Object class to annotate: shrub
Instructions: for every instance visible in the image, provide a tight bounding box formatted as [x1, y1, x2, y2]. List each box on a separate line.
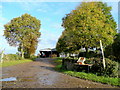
[30, 55, 37, 61]
[91, 58, 119, 77]
[3, 54, 22, 61]
[84, 58, 95, 64]
[62, 58, 78, 70]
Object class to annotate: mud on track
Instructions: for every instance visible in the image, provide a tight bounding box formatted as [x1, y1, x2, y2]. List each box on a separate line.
[1, 58, 118, 88]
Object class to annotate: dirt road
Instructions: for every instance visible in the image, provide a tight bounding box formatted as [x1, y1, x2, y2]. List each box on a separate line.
[1, 58, 118, 88]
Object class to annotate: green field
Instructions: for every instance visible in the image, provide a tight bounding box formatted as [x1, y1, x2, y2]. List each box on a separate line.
[0, 59, 33, 67]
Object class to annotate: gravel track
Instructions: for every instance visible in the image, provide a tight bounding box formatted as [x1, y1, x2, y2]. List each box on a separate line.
[1, 58, 118, 88]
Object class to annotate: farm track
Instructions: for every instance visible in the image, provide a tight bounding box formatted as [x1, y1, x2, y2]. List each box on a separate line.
[1, 58, 118, 88]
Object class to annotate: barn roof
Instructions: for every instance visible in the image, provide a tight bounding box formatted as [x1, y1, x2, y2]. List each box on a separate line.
[40, 48, 57, 51]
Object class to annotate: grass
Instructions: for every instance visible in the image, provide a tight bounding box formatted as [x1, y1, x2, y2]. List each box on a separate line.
[64, 71, 120, 86]
[53, 57, 120, 86]
[0, 59, 33, 67]
[53, 57, 62, 64]
[53, 57, 62, 71]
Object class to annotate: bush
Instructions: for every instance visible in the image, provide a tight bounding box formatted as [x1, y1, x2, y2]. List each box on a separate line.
[30, 55, 37, 61]
[84, 58, 95, 64]
[62, 57, 119, 77]
[54, 58, 120, 86]
[3, 54, 22, 61]
[91, 58, 119, 77]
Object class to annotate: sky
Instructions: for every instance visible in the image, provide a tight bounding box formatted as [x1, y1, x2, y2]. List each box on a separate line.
[0, 0, 119, 55]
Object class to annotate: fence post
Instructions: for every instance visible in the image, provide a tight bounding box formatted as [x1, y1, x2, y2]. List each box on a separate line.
[0, 50, 4, 63]
[100, 40, 105, 69]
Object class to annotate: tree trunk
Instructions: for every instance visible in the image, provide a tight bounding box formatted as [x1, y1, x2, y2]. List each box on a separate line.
[85, 47, 88, 57]
[21, 44, 24, 59]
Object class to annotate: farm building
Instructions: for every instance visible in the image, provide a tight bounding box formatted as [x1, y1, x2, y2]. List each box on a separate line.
[39, 48, 59, 57]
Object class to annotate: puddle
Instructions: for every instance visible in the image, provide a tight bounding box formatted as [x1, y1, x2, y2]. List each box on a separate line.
[1, 76, 35, 82]
[0, 77, 17, 81]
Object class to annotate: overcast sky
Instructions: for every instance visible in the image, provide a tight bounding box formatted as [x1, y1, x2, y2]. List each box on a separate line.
[0, 0, 119, 55]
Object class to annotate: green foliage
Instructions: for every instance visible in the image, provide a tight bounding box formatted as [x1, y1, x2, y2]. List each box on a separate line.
[64, 71, 119, 86]
[84, 58, 95, 64]
[54, 64, 62, 71]
[61, 57, 118, 77]
[56, 34, 68, 53]
[112, 33, 120, 62]
[4, 13, 41, 58]
[54, 57, 119, 86]
[54, 58, 62, 64]
[78, 51, 98, 58]
[53, 57, 63, 71]
[104, 44, 113, 56]
[56, 1, 117, 55]
[30, 55, 37, 61]
[91, 58, 119, 77]
[3, 54, 22, 61]
[104, 33, 120, 63]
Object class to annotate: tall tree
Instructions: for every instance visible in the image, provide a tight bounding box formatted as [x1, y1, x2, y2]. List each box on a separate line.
[4, 13, 41, 58]
[57, 1, 117, 56]
[56, 30, 70, 53]
[112, 33, 120, 62]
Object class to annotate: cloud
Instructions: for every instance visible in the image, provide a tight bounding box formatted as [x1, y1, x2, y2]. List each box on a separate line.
[0, 16, 8, 36]
[53, 8, 66, 15]
[19, 2, 50, 12]
[0, 10, 14, 54]
[50, 23, 63, 30]
[0, 36, 17, 54]
[19, 2, 36, 11]
[0, 5, 2, 9]
[0, 5, 2, 17]
[37, 8, 47, 13]
[37, 28, 60, 50]
[0, 17, 7, 23]
[0, 27, 4, 36]
[0, 23, 7, 37]
[19, 2, 40, 11]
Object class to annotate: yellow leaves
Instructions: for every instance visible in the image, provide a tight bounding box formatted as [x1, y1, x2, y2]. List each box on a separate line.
[4, 13, 41, 54]
[58, 1, 117, 52]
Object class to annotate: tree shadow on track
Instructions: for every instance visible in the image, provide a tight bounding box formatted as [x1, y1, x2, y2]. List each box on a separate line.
[31, 58, 58, 72]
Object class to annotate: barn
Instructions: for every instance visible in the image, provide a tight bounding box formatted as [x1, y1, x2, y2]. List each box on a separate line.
[39, 48, 59, 57]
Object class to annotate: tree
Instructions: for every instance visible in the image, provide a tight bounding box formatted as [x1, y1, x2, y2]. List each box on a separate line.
[56, 29, 81, 53]
[56, 30, 70, 53]
[4, 13, 41, 58]
[57, 1, 117, 56]
[112, 33, 120, 62]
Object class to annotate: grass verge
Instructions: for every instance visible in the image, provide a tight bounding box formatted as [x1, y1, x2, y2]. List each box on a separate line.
[64, 71, 120, 86]
[0, 59, 33, 67]
[53, 57, 120, 86]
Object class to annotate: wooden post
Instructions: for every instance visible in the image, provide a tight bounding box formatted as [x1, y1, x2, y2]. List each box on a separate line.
[0, 50, 4, 63]
[100, 40, 105, 69]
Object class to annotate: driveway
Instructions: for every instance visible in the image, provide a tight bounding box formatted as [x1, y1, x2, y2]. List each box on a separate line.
[1, 58, 118, 88]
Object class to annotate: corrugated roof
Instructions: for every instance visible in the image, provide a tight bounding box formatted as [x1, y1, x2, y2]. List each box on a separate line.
[40, 48, 57, 51]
